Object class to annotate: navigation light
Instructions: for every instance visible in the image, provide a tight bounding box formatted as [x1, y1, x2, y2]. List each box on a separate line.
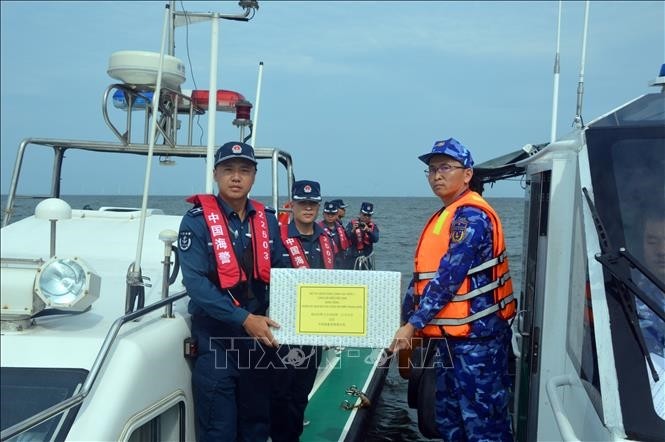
[190, 89, 245, 112]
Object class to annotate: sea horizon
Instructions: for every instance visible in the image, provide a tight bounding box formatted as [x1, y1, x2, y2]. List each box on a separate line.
[1, 193, 524, 199]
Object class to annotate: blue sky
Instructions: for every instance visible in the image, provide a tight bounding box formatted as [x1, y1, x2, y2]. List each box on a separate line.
[1, 1, 663, 198]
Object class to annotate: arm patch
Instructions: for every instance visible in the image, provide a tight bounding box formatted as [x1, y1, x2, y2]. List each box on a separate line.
[451, 217, 469, 243]
[179, 231, 193, 251]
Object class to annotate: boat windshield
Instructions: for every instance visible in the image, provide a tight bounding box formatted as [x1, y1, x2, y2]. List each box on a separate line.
[586, 92, 665, 441]
[1, 367, 87, 441]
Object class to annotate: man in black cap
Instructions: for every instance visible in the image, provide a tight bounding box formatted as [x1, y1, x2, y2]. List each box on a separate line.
[346, 201, 380, 270]
[319, 201, 353, 269]
[178, 141, 286, 442]
[330, 198, 347, 223]
[271, 180, 333, 442]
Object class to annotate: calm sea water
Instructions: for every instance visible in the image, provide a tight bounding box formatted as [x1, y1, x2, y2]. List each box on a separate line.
[1, 194, 524, 441]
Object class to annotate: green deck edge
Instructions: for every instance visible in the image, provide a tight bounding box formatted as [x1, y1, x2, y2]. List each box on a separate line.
[301, 348, 378, 442]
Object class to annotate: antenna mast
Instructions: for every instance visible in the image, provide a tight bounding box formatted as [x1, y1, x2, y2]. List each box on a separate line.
[550, 1, 562, 143]
[250, 61, 264, 149]
[573, 1, 590, 129]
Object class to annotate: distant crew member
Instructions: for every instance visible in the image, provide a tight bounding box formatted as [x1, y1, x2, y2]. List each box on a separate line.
[178, 141, 285, 442]
[319, 201, 352, 269]
[389, 138, 516, 441]
[272, 180, 333, 442]
[346, 202, 379, 270]
[330, 199, 348, 223]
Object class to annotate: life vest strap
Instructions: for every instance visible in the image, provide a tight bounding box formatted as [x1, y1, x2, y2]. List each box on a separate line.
[452, 272, 511, 302]
[414, 271, 437, 281]
[467, 250, 507, 275]
[428, 293, 515, 326]
[413, 250, 507, 282]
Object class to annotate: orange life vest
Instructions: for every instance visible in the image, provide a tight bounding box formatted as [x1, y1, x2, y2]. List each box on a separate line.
[278, 201, 293, 227]
[413, 191, 515, 337]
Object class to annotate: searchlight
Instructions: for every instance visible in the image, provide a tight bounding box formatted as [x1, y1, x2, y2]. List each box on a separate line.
[0, 199, 101, 330]
[35, 257, 100, 311]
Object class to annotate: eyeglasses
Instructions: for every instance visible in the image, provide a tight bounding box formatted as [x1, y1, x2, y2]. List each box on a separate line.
[424, 164, 466, 176]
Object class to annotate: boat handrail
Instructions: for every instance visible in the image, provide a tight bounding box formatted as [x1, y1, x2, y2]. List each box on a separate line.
[101, 83, 205, 148]
[1, 137, 294, 227]
[545, 374, 583, 442]
[0, 290, 189, 442]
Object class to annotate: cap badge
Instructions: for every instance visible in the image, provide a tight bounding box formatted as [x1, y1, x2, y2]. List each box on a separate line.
[304, 185, 312, 193]
[231, 144, 242, 154]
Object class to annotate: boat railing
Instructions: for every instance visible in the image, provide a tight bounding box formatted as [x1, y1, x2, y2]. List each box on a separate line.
[0, 290, 189, 442]
[1, 138, 294, 227]
[546, 374, 584, 441]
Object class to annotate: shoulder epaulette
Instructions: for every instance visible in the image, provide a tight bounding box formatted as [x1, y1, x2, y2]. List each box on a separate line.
[264, 206, 276, 214]
[186, 206, 203, 216]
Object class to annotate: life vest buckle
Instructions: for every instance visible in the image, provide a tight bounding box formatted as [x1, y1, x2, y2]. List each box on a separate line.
[499, 294, 514, 309]
[498, 272, 511, 287]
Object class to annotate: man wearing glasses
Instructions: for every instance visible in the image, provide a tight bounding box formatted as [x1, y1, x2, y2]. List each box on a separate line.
[389, 138, 516, 441]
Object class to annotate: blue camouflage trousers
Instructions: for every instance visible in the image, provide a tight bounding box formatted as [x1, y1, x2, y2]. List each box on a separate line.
[434, 330, 513, 442]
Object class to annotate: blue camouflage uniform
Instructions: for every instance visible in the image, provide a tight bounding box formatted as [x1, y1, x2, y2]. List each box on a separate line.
[271, 221, 328, 442]
[179, 196, 285, 442]
[402, 204, 514, 442]
[635, 273, 665, 358]
[635, 273, 665, 417]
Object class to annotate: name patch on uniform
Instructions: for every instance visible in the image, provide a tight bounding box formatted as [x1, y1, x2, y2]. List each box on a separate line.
[179, 231, 192, 251]
[451, 218, 468, 243]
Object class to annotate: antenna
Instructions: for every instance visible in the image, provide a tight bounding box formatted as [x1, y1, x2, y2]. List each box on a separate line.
[205, 13, 220, 194]
[550, 1, 562, 143]
[573, 1, 590, 129]
[128, 4, 171, 313]
[250, 61, 265, 148]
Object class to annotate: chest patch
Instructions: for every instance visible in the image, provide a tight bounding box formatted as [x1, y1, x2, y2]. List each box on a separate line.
[451, 218, 468, 243]
[179, 231, 192, 251]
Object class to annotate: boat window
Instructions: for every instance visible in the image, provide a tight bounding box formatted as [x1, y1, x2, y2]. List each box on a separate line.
[1, 367, 87, 441]
[586, 119, 665, 440]
[591, 93, 665, 127]
[127, 401, 184, 442]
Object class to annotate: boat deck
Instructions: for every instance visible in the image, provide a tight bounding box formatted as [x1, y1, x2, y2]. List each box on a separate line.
[303, 347, 388, 441]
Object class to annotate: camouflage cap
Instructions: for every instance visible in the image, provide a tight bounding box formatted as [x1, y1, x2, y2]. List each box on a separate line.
[418, 138, 474, 168]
